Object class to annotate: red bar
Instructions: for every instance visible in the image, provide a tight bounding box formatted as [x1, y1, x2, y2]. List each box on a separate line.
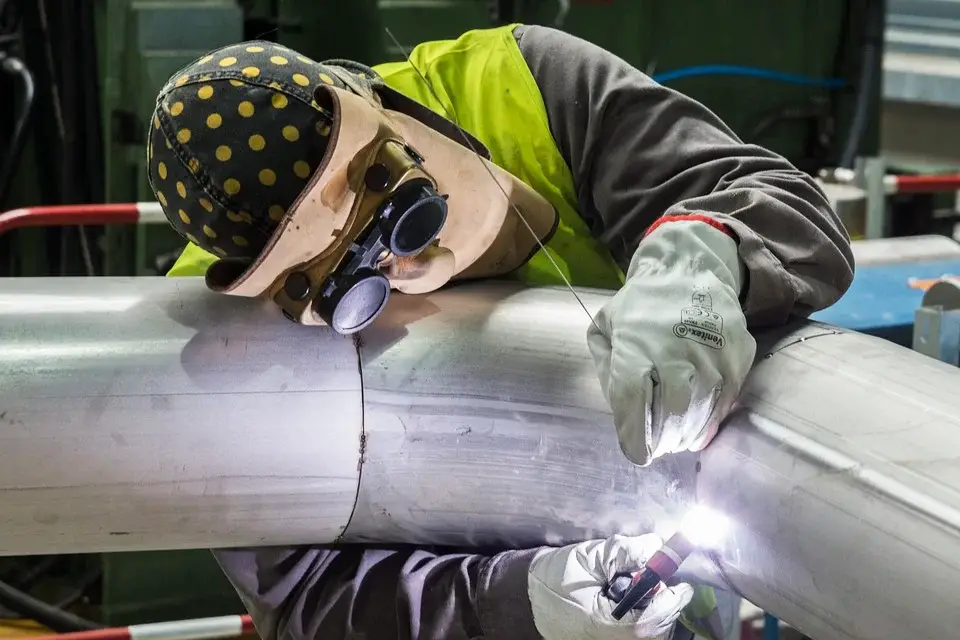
[0, 204, 141, 237]
[893, 174, 960, 194]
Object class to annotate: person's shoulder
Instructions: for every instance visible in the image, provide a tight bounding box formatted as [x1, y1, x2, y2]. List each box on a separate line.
[166, 243, 218, 278]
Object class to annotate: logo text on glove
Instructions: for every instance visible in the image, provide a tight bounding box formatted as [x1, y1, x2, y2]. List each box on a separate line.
[673, 289, 725, 349]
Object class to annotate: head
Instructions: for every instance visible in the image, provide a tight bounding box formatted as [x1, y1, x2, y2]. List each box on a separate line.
[148, 41, 556, 334]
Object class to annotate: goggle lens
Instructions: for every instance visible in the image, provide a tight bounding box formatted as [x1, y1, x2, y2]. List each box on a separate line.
[380, 180, 448, 257]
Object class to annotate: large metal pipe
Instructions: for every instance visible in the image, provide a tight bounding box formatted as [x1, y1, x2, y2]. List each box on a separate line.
[1, 277, 960, 640]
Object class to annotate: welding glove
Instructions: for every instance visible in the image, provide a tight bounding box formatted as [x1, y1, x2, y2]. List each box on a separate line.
[587, 218, 756, 466]
[527, 533, 694, 640]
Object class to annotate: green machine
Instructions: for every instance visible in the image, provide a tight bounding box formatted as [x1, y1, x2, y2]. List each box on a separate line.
[0, 0, 882, 628]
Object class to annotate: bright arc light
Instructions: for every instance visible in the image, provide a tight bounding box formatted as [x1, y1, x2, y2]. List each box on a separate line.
[679, 505, 729, 548]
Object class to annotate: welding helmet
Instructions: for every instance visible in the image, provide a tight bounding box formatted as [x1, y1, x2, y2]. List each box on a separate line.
[146, 41, 557, 334]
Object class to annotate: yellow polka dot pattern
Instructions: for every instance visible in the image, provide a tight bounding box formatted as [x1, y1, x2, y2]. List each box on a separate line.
[259, 169, 276, 186]
[227, 210, 253, 224]
[147, 38, 354, 260]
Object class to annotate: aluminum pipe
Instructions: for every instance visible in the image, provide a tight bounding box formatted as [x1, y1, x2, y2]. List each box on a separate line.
[2, 277, 960, 640]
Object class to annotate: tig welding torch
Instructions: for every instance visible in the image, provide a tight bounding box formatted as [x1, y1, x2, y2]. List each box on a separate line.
[603, 505, 727, 621]
[603, 527, 697, 619]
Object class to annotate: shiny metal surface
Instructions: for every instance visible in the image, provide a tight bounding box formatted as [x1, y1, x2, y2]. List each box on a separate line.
[0, 277, 364, 552]
[344, 284, 698, 548]
[699, 322, 960, 639]
[2, 277, 960, 640]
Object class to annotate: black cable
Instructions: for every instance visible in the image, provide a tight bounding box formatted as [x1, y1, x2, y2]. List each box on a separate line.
[839, 0, 886, 168]
[4, 557, 59, 592]
[0, 578, 102, 632]
[73, 0, 104, 276]
[0, 52, 35, 207]
[53, 567, 102, 610]
[747, 102, 829, 143]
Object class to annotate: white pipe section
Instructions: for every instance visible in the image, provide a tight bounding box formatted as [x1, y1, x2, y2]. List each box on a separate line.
[1, 277, 960, 640]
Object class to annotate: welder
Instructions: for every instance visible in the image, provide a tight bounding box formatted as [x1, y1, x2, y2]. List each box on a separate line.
[147, 23, 853, 640]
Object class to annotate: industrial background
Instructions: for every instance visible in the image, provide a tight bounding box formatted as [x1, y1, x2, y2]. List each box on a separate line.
[0, 1, 958, 639]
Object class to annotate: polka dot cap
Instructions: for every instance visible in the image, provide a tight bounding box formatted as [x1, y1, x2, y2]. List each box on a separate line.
[146, 41, 359, 260]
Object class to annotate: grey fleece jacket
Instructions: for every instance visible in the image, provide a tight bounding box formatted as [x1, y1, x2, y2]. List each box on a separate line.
[213, 25, 855, 640]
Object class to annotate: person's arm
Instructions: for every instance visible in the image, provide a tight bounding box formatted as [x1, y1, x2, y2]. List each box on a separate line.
[212, 545, 543, 640]
[513, 25, 854, 327]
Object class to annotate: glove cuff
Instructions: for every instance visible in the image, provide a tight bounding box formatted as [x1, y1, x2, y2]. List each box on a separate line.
[644, 213, 735, 243]
[635, 215, 747, 296]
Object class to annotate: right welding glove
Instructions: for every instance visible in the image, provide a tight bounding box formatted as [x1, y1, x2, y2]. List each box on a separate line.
[527, 533, 694, 640]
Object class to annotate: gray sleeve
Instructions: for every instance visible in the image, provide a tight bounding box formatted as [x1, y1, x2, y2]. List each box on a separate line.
[513, 25, 854, 327]
[212, 546, 543, 640]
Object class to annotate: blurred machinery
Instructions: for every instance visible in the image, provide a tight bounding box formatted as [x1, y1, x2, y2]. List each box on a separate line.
[881, 0, 960, 241]
[1, 0, 891, 280]
[914, 276, 960, 365]
[0, 0, 959, 637]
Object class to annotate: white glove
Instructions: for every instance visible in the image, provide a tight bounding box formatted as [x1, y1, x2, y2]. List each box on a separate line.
[527, 534, 694, 640]
[587, 219, 757, 466]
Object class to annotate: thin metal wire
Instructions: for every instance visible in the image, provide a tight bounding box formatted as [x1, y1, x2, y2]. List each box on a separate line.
[383, 28, 601, 333]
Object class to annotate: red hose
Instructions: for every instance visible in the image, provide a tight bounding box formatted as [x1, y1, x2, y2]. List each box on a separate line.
[893, 174, 960, 194]
[0, 203, 165, 237]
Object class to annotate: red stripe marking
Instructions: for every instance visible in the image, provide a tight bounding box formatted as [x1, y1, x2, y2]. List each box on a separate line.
[644, 214, 735, 240]
[240, 615, 256, 635]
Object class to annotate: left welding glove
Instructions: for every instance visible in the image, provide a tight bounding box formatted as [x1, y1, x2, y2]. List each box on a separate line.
[587, 218, 757, 466]
[527, 533, 694, 640]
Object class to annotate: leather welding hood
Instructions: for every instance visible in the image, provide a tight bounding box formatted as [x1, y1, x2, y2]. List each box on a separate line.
[147, 44, 557, 333]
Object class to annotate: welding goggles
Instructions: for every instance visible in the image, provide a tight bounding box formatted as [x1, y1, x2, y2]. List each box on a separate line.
[205, 82, 558, 334]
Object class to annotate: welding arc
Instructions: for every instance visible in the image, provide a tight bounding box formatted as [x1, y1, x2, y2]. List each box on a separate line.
[382, 28, 602, 333]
